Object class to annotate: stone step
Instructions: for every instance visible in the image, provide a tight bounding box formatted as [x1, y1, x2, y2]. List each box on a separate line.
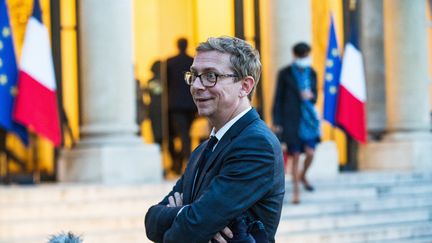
[2, 171, 429, 204]
[284, 182, 432, 203]
[378, 183, 432, 196]
[0, 182, 173, 204]
[276, 221, 432, 243]
[4, 222, 432, 243]
[377, 236, 432, 243]
[0, 197, 155, 221]
[5, 207, 428, 240]
[285, 172, 432, 193]
[7, 228, 432, 243]
[77, 229, 151, 243]
[278, 207, 432, 233]
[3, 183, 430, 222]
[1, 172, 430, 205]
[0, 229, 151, 243]
[321, 171, 432, 183]
[0, 215, 144, 239]
[294, 178, 432, 191]
[282, 194, 432, 218]
[1, 172, 431, 242]
[5, 193, 431, 222]
[311, 171, 432, 186]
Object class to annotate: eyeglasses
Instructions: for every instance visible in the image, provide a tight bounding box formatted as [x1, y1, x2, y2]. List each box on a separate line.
[184, 71, 238, 88]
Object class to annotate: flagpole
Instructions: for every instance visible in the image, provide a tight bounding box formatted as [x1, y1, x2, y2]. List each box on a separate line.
[0, 128, 29, 183]
[30, 132, 40, 183]
[330, 126, 336, 141]
[0, 129, 6, 183]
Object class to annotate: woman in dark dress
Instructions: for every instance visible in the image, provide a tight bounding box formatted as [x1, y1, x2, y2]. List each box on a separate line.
[272, 42, 320, 204]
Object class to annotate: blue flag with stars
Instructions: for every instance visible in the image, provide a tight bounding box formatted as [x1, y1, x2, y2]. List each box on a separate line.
[323, 15, 342, 126]
[0, 0, 28, 144]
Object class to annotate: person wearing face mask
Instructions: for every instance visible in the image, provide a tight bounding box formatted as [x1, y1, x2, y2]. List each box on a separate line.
[272, 42, 320, 204]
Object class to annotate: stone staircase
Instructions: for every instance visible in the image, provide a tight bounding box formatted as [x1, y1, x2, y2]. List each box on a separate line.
[277, 171, 432, 242]
[0, 171, 431, 243]
[0, 183, 172, 243]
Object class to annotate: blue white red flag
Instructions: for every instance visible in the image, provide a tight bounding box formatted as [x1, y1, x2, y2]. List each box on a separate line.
[336, 1, 367, 143]
[13, 0, 61, 146]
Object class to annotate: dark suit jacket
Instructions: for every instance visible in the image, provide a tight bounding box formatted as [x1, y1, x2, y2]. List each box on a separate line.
[272, 65, 318, 145]
[145, 109, 285, 243]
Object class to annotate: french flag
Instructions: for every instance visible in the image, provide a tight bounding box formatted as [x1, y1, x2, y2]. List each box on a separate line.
[13, 0, 61, 146]
[336, 2, 367, 144]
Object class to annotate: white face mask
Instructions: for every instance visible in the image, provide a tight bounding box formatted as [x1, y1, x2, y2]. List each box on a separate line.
[295, 56, 312, 68]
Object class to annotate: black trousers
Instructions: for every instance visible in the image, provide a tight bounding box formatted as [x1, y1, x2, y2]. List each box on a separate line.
[168, 111, 196, 174]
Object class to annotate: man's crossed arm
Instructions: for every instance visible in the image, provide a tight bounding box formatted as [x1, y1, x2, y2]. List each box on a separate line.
[167, 192, 233, 243]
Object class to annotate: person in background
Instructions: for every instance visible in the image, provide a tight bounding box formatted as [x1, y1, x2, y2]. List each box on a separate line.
[272, 42, 320, 204]
[136, 77, 147, 136]
[145, 36, 284, 243]
[146, 60, 163, 146]
[166, 38, 197, 175]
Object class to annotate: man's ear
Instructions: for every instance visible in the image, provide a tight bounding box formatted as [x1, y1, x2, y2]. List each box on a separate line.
[240, 76, 255, 97]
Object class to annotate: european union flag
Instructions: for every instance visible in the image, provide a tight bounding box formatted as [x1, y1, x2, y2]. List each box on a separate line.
[323, 15, 342, 126]
[0, 0, 28, 144]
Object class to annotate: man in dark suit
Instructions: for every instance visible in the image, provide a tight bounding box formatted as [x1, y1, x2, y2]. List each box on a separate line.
[167, 38, 197, 175]
[145, 36, 285, 243]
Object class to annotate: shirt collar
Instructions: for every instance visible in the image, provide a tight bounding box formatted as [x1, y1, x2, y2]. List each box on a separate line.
[210, 106, 252, 142]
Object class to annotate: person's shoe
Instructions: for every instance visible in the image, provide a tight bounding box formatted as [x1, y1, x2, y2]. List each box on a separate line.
[303, 183, 314, 192]
[292, 195, 300, 204]
[301, 177, 314, 192]
[292, 190, 300, 204]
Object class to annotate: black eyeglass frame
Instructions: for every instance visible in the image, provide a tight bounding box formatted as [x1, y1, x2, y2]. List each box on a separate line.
[184, 71, 238, 88]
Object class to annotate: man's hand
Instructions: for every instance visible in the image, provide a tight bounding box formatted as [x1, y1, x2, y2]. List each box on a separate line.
[272, 125, 282, 134]
[281, 142, 287, 152]
[167, 193, 233, 243]
[167, 192, 183, 207]
[301, 90, 314, 100]
[209, 226, 233, 243]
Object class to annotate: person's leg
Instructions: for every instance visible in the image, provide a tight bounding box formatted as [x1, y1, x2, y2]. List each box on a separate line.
[176, 112, 194, 172]
[183, 111, 196, 160]
[301, 146, 315, 191]
[290, 152, 301, 204]
[168, 112, 182, 174]
[281, 143, 288, 173]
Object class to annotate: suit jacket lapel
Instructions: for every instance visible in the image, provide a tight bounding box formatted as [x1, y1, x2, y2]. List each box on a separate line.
[192, 109, 260, 200]
[184, 144, 206, 203]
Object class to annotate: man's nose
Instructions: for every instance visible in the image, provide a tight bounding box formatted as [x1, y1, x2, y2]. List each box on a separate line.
[191, 77, 205, 90]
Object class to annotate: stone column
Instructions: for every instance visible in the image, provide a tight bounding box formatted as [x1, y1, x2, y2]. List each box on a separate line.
[359, 0, 386, 138]
[266, 0, 312, 92]
[58, 0, 162, 183]
[265, 0, 338, 179]
[265, 0, 312, 121]
[359, 0, 432, 170]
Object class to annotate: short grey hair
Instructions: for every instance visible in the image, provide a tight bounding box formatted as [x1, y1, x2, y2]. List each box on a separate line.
[48, 232, 82, 243]
[196, 36, 261, 100]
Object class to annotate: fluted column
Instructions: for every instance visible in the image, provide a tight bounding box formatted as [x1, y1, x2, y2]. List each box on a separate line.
[359, 0, 432, 170]
[384, 0, 430, 133]
[265, 0, 312, 113]
[58, 0, 161, 183]
[264, 0, 312, 124]
[359, 0, 386, 137]
[78, 0, 138, 144]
